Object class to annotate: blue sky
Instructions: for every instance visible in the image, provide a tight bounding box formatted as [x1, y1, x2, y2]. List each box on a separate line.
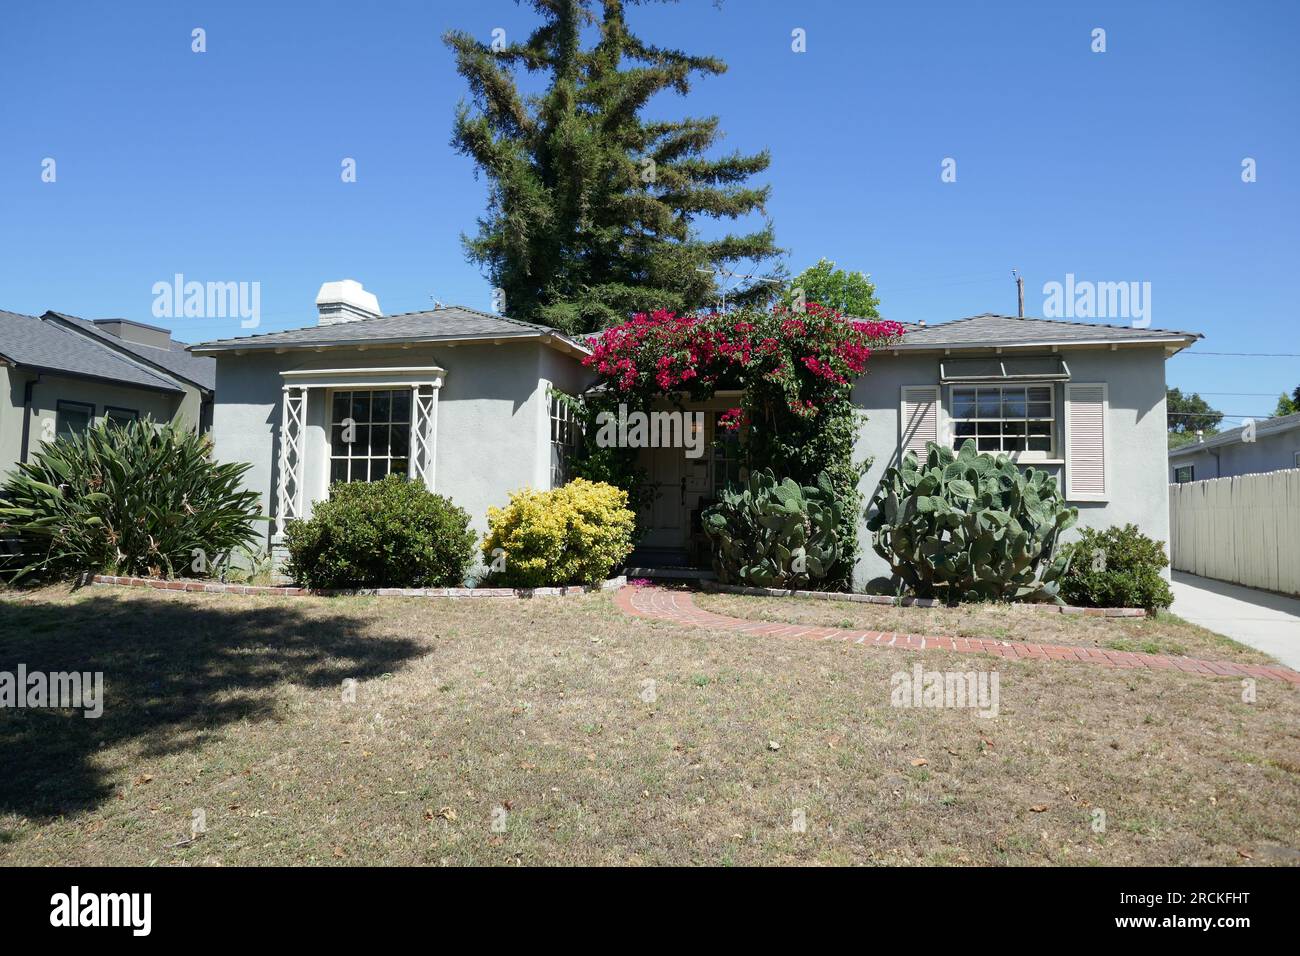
[1, 0, 1295, 421]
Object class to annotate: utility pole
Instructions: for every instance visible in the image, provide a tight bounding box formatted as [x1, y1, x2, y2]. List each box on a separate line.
[1012, 268, 1025, 318]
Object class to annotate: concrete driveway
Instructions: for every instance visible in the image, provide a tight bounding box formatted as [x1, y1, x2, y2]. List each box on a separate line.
[1171, 572, 1300, 669]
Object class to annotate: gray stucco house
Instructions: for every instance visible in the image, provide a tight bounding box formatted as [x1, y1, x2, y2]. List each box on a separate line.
[1168, 411, 1300, 483]
[191, 281, 593, 563]
[0, 309, 214, 479]
[194, 282, 1201, 588]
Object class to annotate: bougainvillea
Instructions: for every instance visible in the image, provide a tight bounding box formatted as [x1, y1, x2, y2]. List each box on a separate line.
[579, 302, 905, 590]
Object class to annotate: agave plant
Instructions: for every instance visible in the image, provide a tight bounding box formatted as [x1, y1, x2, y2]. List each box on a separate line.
[702, 468, 842, 588]
[0, 418, 265, 582]
[865, 439, 1077, 603]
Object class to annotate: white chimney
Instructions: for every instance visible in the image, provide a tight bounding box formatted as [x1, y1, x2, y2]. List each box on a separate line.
[316, 279, 381, 326]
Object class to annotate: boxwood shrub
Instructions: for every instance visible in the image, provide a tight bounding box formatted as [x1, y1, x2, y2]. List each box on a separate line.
[1058, 523, 1173, 612]
[285, 475, 476, 589]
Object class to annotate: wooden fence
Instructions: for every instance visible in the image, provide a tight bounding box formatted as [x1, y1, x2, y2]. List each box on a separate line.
[1169, 468, 1300, 596]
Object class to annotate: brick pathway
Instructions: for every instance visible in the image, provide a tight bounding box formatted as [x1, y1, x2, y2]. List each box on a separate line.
[614, 586, 1300, 685]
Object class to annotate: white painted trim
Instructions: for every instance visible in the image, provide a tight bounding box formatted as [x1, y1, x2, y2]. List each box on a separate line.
[1064, 382, 1110, 501]
[281, 366, 445, 390]
[946, 381, 1058, 461]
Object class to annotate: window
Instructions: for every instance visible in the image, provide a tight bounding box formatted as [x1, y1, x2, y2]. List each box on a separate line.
[950, 384, 1055, 457]
[104, 406, 139, 425]
[712, 412, 743, 495]
[329, 389, 410, 484]
[549, 391, 580, 487]
[56, 401, 94, 438]
[1294, 451, 1300, 469]
[1174, 464, 1195, 483]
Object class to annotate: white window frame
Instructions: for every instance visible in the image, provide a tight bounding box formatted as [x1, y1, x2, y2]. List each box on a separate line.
[548, 389, 580, 488]
[947, 382, 1058, 462]
[326, 387, 415, 487]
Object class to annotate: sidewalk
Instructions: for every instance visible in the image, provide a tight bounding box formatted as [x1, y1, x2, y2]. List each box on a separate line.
[1170, 572, 1300, 670]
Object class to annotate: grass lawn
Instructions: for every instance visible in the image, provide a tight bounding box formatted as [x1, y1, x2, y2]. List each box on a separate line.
[1, 583, 1297, 866]
[696, 591, 1275, 664]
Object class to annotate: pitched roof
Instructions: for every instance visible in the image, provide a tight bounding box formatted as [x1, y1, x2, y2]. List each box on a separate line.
[190, 305, 590, 356]
[46, 312, 215, 391]
[0, 309, 183, 392]
[1168, 411, 1300, 459]
[890, 313, 1201, 351]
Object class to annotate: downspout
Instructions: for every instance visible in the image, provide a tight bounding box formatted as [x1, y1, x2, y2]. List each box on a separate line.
[18, 374, 41, 464]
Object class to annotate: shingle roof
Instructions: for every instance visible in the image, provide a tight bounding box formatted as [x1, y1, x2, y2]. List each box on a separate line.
[191, 305, 590, 355]
[0, 309, 183, 392]
[891, 313, 1201, 350]
[1168, 411, 1300, 458]
[47, 312, 215, 391]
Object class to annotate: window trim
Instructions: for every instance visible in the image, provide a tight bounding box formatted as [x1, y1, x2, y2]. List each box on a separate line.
[1174, 464, 1195, 484]
[548, 389, 580, 488]
[55, 400, 96, 438]
[103, 405, 140, 423]
[946, 382, 1058, 462]
[325, 386, 414, 487]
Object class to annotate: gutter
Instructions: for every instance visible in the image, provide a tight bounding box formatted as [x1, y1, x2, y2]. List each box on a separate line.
[190, 330, 592, 358]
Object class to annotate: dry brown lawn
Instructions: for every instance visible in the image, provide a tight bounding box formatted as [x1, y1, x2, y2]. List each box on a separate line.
[696, 590, 1275, 665]
[0, 583, 1297, 866]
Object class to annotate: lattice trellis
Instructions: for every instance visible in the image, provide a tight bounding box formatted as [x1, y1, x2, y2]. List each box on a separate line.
[410, 384, 438, 491]
[275, 386, 307, 535]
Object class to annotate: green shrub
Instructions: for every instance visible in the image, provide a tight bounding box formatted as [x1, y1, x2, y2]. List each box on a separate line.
[1058, 524, 1173, 612]
[0, 418, 264, 581]
[285, 475, 475, 588]
[865, 440, 1077, 603]
[702, 469, 843, 588]
[481, 479, 635, 587]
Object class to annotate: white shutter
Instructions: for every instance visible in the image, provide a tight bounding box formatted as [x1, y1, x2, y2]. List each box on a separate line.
[900, 386, 941, 463]
[1065, 383, 1108, 500]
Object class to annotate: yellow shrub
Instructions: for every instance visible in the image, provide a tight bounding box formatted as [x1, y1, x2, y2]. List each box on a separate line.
[482, 479, 636, 587]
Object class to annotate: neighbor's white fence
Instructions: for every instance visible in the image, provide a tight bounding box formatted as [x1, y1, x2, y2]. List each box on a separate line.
[1169, 468, 1300, 596]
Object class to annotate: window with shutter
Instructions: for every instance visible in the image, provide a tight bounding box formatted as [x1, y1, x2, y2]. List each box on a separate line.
[900, 386, 941, 462]
[1065, 383, 1108, 500]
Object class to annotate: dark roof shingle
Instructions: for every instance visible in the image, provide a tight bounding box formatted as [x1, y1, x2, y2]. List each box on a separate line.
[892, 313, 1201, 350]
[0, 310, 183, 392]
[48, 313, 215, 390]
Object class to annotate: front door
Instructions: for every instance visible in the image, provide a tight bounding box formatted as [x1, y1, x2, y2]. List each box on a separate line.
[639, 439, 688, 549]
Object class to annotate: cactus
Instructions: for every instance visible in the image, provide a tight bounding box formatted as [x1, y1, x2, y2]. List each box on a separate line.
[702, 469, 843, 588]
[864, 439, 1077, 603]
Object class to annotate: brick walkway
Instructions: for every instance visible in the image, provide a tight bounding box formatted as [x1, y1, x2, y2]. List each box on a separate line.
[614, 586, 1300, 685]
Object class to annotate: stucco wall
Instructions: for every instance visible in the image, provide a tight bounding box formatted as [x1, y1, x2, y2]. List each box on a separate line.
[1170, 427, 1300, 481]
[852, 347, 1172, 589]
[209, 341, 585, 559]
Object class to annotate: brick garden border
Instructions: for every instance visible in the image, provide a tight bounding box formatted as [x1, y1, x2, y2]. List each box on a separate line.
[88, 573, 626, 599]
[620, 585, 1300, 685]
[700, 580, 1147, 618]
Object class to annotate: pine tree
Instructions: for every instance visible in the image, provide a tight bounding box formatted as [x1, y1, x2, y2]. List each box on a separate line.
[445, 0, 782, 334]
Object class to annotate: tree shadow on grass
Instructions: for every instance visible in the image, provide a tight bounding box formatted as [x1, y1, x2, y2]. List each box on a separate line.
[0, 592, 424, 822]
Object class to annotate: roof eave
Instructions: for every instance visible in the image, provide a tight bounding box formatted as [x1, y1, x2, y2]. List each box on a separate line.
[883, 335, 1201, 355]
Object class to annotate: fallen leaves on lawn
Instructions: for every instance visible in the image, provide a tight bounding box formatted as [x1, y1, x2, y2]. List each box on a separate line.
[910, 758, 928, 767]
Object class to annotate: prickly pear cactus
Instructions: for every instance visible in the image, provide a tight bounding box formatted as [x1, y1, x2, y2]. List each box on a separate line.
[864, 439, 1077, 603]
[702, 469, 843, 588]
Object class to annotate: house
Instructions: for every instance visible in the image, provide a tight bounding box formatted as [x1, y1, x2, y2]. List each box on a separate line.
[190, 281, 593, 563]
[196, 287, 1201, 588]
[1168, 412, 1300, 483]
[0, 309, 214, 478]
[852, 314, 1201, 585]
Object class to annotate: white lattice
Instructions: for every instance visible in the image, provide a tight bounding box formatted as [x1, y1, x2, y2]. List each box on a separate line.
[410, 384, 438, 490]
[275, 387, 307, 535]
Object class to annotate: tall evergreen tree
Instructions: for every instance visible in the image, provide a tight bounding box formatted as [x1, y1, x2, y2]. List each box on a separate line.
[445, 0, 782, 334]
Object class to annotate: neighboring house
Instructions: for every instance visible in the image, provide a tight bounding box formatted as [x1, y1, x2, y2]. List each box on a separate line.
[197, 286, 1201, 587]
[1168, 411, 1300, 483]
[0, 309, 214, 478]
[190, 281, 593, 563]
